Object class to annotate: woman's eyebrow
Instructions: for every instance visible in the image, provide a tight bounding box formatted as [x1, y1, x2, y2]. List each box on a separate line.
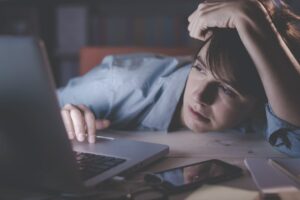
[195, 56, 244, 95]
[221, 80, 243, 95]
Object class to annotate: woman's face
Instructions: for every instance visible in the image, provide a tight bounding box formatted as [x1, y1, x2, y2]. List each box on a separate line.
[181, 42, 257, 132]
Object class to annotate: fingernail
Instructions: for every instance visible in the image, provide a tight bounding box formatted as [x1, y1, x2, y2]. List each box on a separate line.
[88, 136, 95, 143]
[78, 134, 85, 141]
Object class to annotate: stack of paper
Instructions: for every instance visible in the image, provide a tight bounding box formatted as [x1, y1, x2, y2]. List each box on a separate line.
[186, 185, 259, 200]
[244, 158, 300, 193]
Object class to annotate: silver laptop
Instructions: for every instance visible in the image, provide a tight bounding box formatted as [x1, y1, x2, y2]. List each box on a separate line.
[0, 36, 169, 193]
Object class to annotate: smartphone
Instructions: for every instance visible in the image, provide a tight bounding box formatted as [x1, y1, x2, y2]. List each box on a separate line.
[144, 159, 243, 193]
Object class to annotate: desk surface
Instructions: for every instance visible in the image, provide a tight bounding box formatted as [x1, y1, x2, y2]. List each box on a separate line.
[99, 129, 287, 200]
[0, 129, 287, 199]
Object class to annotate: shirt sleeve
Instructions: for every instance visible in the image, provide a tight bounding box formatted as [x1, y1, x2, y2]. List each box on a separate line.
[56, 55, 115, 119]
[265, 104, 300, 157]
[56, 53, 192, 130]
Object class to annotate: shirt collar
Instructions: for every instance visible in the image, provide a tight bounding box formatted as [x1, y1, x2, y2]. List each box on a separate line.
[141, 63, 191, 132]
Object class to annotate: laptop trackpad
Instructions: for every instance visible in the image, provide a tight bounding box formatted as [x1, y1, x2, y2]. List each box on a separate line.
[71, 135, 168, 160]
[71, 136, 136, 158]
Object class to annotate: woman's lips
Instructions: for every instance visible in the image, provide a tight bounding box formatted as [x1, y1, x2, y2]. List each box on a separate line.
[188, 106, 210, 123]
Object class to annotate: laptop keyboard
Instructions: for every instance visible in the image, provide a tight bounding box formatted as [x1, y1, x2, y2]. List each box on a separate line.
[75, 152, 126, 180]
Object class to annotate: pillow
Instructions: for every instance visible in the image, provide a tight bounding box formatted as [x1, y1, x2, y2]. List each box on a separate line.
[79, 47, 195, 75]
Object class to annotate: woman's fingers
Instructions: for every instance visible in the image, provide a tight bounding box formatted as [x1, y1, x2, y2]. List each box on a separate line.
[61, 104, 110, 143]
[61, 107, 75, 140]
[188, 1, 250, 40]
[61, 104, 101, 143]
[188, 3, 212, 40]
[77, 104, 96, 143]
[68, 105, 86, 142]
[95, 119, 111, 130]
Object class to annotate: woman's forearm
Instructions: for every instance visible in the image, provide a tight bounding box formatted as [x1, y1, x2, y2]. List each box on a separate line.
[235, 2, 300, 126]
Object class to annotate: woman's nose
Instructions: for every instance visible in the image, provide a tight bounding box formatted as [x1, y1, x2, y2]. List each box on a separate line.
[195, 83, 216, 105]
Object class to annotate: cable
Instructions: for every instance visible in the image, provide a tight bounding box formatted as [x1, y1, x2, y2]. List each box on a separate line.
[60, 190, 128, 200]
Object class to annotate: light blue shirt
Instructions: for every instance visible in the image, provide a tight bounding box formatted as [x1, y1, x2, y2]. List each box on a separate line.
[57, 54, 300, 157]
[57, 53, 191, 131]
[265, 105, 300, 157]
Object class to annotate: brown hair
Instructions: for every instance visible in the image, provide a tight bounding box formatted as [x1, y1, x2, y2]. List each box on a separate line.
[260, 0, 300, 61]
[206, 29, 266, 101]
[198, 0, 300, 103]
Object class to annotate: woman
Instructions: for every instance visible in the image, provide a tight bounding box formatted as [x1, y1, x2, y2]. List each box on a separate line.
[58, 0, 300, 156]
[186, 0, 300, 156]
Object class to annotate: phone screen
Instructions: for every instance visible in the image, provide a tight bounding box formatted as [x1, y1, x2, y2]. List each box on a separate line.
[145, 159, 242, 191]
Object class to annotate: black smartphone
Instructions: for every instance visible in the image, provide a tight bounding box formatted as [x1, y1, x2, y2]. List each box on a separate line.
[144, 159, 243, 193]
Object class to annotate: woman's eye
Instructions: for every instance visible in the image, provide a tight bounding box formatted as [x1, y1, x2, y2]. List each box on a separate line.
[193, 63, 205, 73]
[219, 85, 236, 97]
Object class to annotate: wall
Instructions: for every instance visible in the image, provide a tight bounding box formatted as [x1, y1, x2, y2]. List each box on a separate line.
[1, 0, 299, 86]
[0, 0, 201, 86]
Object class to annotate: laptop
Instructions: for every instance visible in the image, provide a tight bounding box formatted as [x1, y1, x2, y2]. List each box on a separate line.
[0, 36, 169, 194]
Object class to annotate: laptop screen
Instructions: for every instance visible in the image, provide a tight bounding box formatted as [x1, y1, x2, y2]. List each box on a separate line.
[0, 36, 83, 192]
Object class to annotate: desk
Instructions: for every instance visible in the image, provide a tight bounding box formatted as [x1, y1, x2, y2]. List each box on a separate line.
[99, 129, 287, 199]
[0, 129, 288, 199]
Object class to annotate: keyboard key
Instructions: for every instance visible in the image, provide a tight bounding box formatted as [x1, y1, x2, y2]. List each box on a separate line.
[74, 152, 126, 180]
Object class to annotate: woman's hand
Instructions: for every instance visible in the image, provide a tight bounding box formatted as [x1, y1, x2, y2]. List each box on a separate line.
[188, 0, 260, 41]
[61, 104, 110, 143]
[189, 0, 300, 126]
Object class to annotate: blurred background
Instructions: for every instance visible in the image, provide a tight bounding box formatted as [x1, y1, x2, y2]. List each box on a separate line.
[0, 0, 299, 87]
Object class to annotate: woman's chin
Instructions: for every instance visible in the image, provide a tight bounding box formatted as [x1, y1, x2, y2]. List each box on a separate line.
[186, 120, 212, 133]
